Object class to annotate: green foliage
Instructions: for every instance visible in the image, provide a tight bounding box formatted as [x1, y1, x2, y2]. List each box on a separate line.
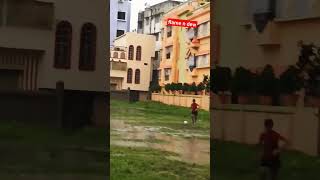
[190, 82, 198, 92]
[256, 65, 279, 96]
[231, 67, 255, 95]
[171, 83, 177, 91]
[164, 83, 171, 92]
[211, 66, 232, 93]
[197, 82, 206, 91]
[279, 66, 303, 94]
[203, 75, 210, 92]
[150, 83, 162, 93]
[182, 83, 190, 92]
[176, 83, 183, 91]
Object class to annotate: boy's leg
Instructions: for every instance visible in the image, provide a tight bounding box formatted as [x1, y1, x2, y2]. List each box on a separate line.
[270, 164, 279, 180]
[191, 113, 195, 125]
[259, 166, 267, 180]
[195, 114, 197, 123]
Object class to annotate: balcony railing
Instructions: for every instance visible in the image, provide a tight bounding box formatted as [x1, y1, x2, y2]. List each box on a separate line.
[111, 61, 127, 71]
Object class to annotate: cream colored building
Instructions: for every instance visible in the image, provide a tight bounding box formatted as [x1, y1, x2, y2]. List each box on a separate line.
[0, 0, 108, 126]
[0, 0, 108, 92]
[110, 46, 127, 90]
[112, 32, 156, 92]
[215, 0, 320, 75]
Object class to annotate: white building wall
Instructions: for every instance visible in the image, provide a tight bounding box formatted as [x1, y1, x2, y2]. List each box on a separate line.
[110, 0, 131, 46]
[0, 0, 109, 92]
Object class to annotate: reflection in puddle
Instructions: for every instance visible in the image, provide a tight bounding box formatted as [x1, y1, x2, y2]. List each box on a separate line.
[111, 120, 210, 165]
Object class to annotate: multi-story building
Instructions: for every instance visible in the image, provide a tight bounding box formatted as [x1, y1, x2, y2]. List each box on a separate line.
[110, 46, 127, 91]
[110, 0, 131, 46]
[111, 32, 156, 100]
[0, 0, 108, 126]
[159, 0, 210, 86]
[137, 0, 181, 83]
[214, 0, 320, 74]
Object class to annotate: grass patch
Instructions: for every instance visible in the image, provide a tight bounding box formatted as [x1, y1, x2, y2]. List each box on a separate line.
[212, 140, 320, 180]
[0, 121, 107, 176]
[110, 99, 210, 135]
[111, 146, 210, 180]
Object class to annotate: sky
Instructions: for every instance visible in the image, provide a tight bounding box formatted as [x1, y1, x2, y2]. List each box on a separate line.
[129, 0, 185, 31]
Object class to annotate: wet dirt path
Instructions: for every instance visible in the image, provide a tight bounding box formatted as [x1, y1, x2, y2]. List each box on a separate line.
[111, 120, 210, 165]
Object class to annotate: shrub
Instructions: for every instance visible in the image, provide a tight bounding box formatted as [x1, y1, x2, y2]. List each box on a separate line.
[231, 67, 255, 95]
[256, 65, 279, 96]
[211, 66, 232, 94]
[197, 82, 206, 91]
[279, 66, 303, 94]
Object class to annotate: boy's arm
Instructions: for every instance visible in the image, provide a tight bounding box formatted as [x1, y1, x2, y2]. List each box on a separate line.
[279, 135, 290, 148]
[256, 134, 263, 147]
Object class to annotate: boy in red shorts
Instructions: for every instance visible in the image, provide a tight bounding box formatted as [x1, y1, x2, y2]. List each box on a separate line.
[191, 99, 200, 125]
[258, 119, 290, 180]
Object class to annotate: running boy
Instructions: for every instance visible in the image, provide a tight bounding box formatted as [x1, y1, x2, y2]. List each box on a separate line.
[258, 119, 290, 180]
[191, 99, 200, 125]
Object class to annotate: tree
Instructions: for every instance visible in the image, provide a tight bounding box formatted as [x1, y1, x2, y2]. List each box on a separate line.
[296, 41, 320, 97]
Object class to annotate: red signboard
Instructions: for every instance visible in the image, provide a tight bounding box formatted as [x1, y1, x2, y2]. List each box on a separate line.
[166, 18, 198, 28]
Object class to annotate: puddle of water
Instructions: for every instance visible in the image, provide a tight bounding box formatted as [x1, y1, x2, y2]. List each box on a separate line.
[111, 120, 210, 165]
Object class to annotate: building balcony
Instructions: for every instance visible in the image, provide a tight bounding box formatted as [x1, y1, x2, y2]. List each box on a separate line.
[159, 60, 172, 69]
[188, 38, 200, 48]
[110, 61, 127, 72]
[4, 0, 54, 30]
[191, 68, 198, 77]
[254, 22, 280, 46]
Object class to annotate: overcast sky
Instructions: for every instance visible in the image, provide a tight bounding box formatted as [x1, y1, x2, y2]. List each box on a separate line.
[129, 0, 185, 31]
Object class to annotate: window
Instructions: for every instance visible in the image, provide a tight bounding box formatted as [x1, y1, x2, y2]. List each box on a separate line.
[165, 46, 173, 60]
[117, 11, 126, 20]
[167, 26, 172, 37]
[145, 17, 150, 25]
[164, 68, 171, 81]
[158, 70, 162, 80]
[188, 56, 198, 71]
[135, 69, 141, 84]
[166, 53, 170, 59]
[155, 51, 159, 61]
[154, 33, 159, 41]
[136, 46, 142, 61]
[138, 21, 143, 29]
[155, 15, 160, 23]
[116, 30, 125, 37]
[197, 54, 209, 67]
[120, 52, 126, 59]
[127, 68, 133, 83]
[128, 45, 134, 60]
[276, 0, 315, 18]
[79, 23, 97, 71]
[54, 21, 72, 69]
[199, 22, 209, 37]
[113, 52, 118, 58]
